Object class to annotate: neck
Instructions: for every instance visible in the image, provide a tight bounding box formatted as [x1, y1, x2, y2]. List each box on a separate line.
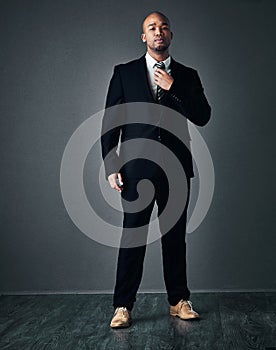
[147, 48, 169, 62]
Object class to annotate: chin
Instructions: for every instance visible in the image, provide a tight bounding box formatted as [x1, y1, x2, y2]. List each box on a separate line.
[155, 45, 168, 52]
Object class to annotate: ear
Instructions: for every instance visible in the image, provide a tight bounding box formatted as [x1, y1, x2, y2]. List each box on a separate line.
[170, 31, 173, 40]
[141, 33, 146, 43]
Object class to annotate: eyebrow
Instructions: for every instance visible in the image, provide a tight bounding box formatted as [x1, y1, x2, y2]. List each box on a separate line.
[147, 22, 169, 27]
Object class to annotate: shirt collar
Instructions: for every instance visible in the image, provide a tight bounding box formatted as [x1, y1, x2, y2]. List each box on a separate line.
[145, 51, 171, 70]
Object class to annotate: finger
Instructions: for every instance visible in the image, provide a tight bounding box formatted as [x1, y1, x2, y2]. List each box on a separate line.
[117, 173, 123, 185]
[154, 68, 163, 74]
[154, 78, 162, 86]
[154, 75, 161, 81]
[154, 70, 162, 77]
[114, 184, 122, 192]
[109, 177, 123, 192]
[155, 68, 165, 75]
[109, 180, 122, 192]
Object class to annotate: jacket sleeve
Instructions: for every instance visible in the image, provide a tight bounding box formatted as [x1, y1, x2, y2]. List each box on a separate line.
[101, 65, 125, 179]
[167, 70, 211, 126]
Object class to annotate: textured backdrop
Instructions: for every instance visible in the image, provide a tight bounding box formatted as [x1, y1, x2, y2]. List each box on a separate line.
[1, 0, 275, 293]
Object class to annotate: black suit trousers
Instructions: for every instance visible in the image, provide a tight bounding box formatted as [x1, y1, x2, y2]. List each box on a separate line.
[113, 173, 191, 310]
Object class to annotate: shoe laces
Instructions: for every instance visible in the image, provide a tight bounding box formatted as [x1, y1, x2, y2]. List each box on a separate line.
[116, 307, 129, 317]
[179, 299, 194, 312]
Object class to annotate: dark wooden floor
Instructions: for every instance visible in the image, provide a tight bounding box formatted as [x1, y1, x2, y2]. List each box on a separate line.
[0, 292, 275, 349]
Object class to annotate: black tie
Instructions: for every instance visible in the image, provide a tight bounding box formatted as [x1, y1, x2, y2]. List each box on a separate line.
[154, 62, 166, 103]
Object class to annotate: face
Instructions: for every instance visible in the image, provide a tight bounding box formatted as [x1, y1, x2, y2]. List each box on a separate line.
[141, 13, 173, 53]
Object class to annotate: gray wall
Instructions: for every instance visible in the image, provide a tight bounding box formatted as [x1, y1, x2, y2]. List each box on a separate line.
[1, 0, 275, 294]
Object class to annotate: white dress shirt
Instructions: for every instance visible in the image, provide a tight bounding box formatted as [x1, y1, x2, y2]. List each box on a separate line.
[145, 52, 171, 99]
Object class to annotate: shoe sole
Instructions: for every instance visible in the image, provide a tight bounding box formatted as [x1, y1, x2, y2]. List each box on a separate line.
[110, 321, 132, 328]
[170, 312, 200, 320]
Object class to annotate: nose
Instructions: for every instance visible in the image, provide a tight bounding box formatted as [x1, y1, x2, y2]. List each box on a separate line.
[155, 27, 162, 35]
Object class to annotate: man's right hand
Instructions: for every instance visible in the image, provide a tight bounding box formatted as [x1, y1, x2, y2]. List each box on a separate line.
[108, 173, 123, 192]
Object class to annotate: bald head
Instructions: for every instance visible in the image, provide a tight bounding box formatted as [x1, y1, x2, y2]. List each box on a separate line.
[142, 11, 171, 33]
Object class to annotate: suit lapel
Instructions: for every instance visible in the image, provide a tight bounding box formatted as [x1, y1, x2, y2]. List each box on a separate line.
[137, 55, 156, 102]
[170, 57, 179, 81]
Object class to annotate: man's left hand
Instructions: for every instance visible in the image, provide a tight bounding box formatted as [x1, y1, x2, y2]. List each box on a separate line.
[154, 68, 174, 90]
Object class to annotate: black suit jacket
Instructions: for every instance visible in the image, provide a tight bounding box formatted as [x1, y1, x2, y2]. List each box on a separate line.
[101, 54, 211, 180]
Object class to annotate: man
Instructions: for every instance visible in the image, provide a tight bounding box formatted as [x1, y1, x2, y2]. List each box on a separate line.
[101, 11, 211, 328]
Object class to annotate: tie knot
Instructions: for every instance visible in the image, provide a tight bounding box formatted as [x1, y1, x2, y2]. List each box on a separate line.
[154, 62, 165, 70]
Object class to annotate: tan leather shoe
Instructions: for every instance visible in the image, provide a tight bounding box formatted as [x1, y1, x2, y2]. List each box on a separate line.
[170, 299, 200, 320]
[110, 307, 132, 328]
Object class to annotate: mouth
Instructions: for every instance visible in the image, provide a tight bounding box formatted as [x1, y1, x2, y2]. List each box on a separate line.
[155, 38, 164, 43]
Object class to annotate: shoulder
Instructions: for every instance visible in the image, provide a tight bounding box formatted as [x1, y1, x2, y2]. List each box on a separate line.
[171, 58, 198, 75]
[114, 56, 144, 71]
[171, 58, 201, 85]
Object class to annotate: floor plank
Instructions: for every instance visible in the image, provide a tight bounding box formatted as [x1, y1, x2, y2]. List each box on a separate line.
[0, 292, 275, 349]
[218, 292, 276, 350]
